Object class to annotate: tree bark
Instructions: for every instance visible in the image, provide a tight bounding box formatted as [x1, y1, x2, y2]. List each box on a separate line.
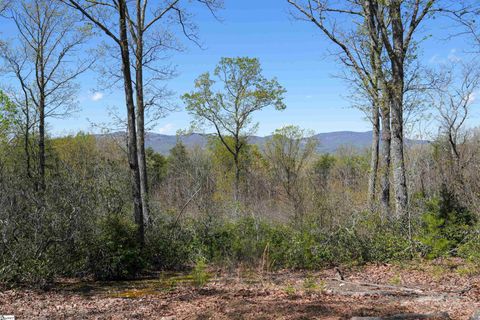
[368, 103, 380, 210]
[390, 1, 408, 217]
[37, 42, 46, 192]
[365, 0, 385, 214]
[24, 109, 31, 180]
[233, 153, 240, 202]
[38, 96, 45, 191]
[390, 90, 408, 217]
[379, 103, 391, 218]
[134, 2, 150, 225]
[119, 0, 144, 246]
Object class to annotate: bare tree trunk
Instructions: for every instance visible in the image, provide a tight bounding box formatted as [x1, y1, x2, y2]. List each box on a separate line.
[368, 103, 380, 210]
[24, 106, 31, 180]
[136, 79, 149, 226]
[119, 0, 144, 246]
[390, 2, 408, 218]
[37, 43, 46, 192]
[134, 7, 150, 225]
[233, 154, 240, 202]
[365, 0, 384, 213]
[38, 95, 45, 191]
[390, 93, 408, 217]
[380, 104, 391, 217]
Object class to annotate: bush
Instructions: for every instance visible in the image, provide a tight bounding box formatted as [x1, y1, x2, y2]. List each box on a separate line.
[458, 229, 480, 262]
[87, 213, 144, 280]
[417, 187, 476, 259]
[356, 213, 412, 262]
[279, 228, 332, 269]
[201, 216, 276, 265]
[145, 214, 199, 270]
[191, 257, 209, 287]
[181, 214, 412, 270]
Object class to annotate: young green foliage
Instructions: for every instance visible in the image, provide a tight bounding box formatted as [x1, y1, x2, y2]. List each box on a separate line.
[182, 57, 286, 200]
[264, 125, 317, 219]
[418, 186, 476, 259]
[0, 90, 16, 140]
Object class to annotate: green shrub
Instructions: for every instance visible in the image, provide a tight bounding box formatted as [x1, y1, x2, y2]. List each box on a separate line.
[280, 228, 332, 269]
[356, 213, 412, 262]
[0, 255, 56, 288]
[145, 215, 199, 270]
[181, 214, 414, 270]
[200, 216, 278, 266]
[417, 187, 476, 259]
[458, 229, 480, 262]
[191, 257, 209, 287]
[88, 213, 144, 280]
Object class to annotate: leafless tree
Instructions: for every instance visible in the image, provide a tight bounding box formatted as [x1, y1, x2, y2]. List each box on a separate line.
[1, 0, 92, 191]
[264, 125, 317, 221]
[427, 60, 480, 170]
[286, 0, 394, 216]
[442, 2, 480, 52]
[60, 0, 146, 245]
[371, 0, 440, 217]
[125, 0, 222, 223]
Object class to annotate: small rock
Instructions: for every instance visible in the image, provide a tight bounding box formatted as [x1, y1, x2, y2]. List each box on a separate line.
[334, 267, 345, 280]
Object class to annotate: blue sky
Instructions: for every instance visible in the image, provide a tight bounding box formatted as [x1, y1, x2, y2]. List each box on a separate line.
[2, 0, 478, 138]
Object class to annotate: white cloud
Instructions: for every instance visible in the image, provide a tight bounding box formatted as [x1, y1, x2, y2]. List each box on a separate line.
[447, 49, 461, 62]
[467, 91, 477, 105]
[91, 92, 104, 101]
[158, 123, 174, 134]
[429, 54, 441, 64]
[429, 49, 462, 65]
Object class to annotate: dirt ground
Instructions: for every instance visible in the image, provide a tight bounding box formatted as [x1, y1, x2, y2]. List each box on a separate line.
[1, 259, 480, 319]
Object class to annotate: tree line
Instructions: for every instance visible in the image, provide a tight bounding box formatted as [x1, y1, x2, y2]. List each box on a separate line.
[2, 0, 480, 284]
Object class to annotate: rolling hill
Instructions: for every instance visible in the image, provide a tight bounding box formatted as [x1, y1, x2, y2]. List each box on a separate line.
[138, 131, 427, 155]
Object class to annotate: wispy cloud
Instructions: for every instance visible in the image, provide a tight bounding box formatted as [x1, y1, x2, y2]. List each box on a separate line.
[429, 48, 461, 65]
[467, 91, 477, 105]
[429, 54, 441, 64]
[447, 49, 461, 62]
[158, 123, 174, 134]
[91, 92, 104, 101]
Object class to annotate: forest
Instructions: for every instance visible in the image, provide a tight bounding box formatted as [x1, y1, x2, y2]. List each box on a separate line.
[2, 0, 480, 319]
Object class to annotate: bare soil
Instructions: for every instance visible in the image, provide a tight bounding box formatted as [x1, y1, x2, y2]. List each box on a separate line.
[1, 259, 480, 319]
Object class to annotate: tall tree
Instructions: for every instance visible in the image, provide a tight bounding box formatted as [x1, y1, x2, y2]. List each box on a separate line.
[287, 0, 392, 215]
[1, 0, 91, 191]
[365, 0, 393, 217]
[373, 0, 436, 217]
[182, 57, 286, 201]
[125, 0, 222, 223]
[288, 0, 446, 217]
[61, 0, 145, 245]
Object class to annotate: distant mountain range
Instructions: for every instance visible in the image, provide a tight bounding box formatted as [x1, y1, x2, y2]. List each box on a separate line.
[137, 131, 428, 155]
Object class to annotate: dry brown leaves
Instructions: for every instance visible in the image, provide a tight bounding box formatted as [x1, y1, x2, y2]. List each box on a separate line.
[1, 260, 479, 320]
